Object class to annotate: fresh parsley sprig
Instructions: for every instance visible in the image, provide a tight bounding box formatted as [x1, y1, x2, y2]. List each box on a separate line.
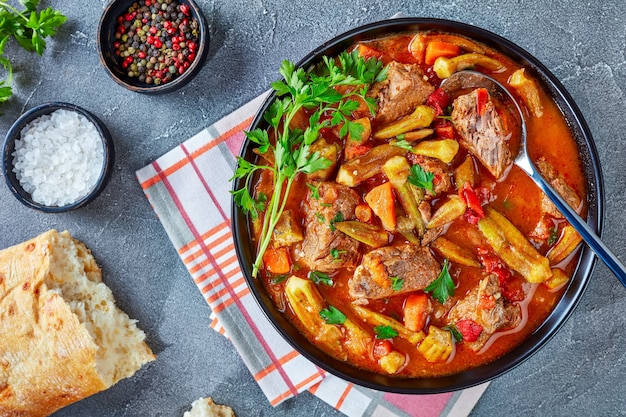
[424, 259, 455, 303]
[0, 0, 66, 103]
[231, 51, 386, 278]
[408, 163, 436, 195]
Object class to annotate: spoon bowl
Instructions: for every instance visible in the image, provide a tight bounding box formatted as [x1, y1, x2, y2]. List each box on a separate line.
[444, 70, 626, 286]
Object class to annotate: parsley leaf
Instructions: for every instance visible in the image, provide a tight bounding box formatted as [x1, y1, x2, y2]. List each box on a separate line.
[320, 306, 346, 324]
[408, 164, 436, 195]
[374, 325, 398, 339]
[306, 182, 321, 199]
[0, 2, 66, 103]
[547, 226, 559, 246]
[309, 270, 333, 286]
[271, 275, 288, 284]
[443, 324, 463, 342]
[231, 53, 386, 278]
[390, 276, 404, 291]
[330, 248, 346, 259]
[391, 139, 414, 151]
[329, 212, 344, 232]
[424, 259, 455, 303]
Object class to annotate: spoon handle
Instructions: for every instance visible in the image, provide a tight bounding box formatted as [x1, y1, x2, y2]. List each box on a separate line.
[520, 161, 626, 286]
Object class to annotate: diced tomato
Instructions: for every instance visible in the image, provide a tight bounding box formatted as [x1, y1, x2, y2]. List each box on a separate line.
[435, 123, 456, 139]
[500, 276, 526, 302]
[456, 318, 483, 342]
[373, 339, 393, 359]
[424, 66, 442, 86]
[477, 249, 525, 302]
[426, 88, 451, 116]
[475, 88, 489, 116]
[477, 247, 499, 270]
[403, 293, 431, 332]
[459, 182, 484, 224]
[345, 143, 372, 161]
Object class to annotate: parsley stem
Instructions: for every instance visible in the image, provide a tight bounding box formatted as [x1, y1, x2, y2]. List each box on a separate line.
[253, 173, 295, 278]
[0, 2, 28, 22]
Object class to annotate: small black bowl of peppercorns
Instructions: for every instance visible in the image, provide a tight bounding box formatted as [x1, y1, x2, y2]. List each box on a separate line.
[97, 0, 208, 94]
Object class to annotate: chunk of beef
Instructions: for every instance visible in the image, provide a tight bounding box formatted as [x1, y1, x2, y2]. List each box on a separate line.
[530, 158, 582, 240]
[295, 182, 360, 272]
[448, 274, 522, 351]
[451, 89, 512, 179]
[536, 157, 582, 217]
[369, 61, 435, 123]
[348, 244, 440, 300]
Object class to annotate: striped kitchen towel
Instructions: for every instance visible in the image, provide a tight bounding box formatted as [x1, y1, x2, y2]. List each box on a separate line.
[136, 92, 489, 417]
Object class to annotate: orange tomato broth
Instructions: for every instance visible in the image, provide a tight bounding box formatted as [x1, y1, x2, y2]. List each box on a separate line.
[253, 31, 586, 378]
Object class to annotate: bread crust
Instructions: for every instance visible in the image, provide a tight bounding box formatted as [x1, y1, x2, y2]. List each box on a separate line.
[0, 230, 153, 416]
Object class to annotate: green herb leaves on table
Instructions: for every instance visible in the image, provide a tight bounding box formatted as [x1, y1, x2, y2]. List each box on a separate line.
[0, 0, 66, 103]
[231, 51, 387, 278]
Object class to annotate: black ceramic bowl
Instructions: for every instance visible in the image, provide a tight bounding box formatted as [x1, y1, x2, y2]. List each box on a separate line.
[2, 102, 115, 213]
[97, 0, 208, 94]
[232, 18, 603, 393]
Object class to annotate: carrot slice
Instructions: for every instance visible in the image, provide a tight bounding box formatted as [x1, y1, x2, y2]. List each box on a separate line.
[425, 41, 461, 65]
[263, 247, 291, 275]
[365, 182, 397, 231]
[403, 293, 431, 332]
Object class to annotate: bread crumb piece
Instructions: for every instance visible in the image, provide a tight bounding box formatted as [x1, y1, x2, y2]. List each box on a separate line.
[183, 397, 235, 417]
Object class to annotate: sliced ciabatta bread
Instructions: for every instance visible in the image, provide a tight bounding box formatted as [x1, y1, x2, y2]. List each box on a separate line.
[0, 230, 155, 416]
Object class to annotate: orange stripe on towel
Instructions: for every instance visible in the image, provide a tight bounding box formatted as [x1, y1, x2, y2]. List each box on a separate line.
[182, 230, 231, 264]
[140, 118, 252, 189]
[335, 383, 353, 410]
[269, 372, 322, 406]
[178, 222, 229, 255]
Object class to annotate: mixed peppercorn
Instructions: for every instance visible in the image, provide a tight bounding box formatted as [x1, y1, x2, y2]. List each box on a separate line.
[113, 0, 200, 86]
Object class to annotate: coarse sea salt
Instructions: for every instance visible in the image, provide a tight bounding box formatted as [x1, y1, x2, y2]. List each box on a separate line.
[12, 109, 104, 207]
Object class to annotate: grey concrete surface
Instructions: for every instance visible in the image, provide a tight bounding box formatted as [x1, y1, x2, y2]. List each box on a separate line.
[1, 1, 625, 416]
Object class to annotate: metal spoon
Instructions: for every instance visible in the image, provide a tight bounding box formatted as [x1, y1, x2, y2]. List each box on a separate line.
[442, 70, 626, 287]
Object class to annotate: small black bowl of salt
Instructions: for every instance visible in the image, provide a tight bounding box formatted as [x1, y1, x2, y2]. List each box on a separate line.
[2, 103, 114, 212]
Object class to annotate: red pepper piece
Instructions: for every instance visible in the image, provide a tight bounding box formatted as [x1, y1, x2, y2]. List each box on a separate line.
[435, 123, 455, 139]
[475, 88, 489, 116]
[456, 318, 483, 342]
[373, 339, 393, 359]
[426, 88, 451, 116]
[459, 182, 484, 224]
[179, 4, 190, 15]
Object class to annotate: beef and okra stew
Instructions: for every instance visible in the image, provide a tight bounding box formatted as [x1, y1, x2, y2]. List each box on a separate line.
[232, 30, 586, 377]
